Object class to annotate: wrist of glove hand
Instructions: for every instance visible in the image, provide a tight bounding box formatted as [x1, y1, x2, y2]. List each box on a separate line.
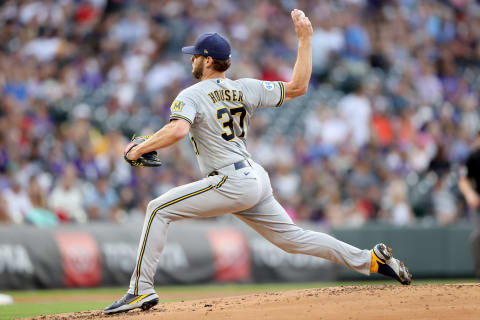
[124, 135, 162, 168]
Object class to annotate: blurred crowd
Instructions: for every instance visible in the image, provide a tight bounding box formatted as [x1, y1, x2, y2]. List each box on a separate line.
[1, 0, 480, 227]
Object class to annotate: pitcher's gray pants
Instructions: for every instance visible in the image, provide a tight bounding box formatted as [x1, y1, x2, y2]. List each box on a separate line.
[129, 160, 372, 295]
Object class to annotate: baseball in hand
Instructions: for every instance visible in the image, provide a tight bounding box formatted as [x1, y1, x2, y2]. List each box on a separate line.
[297, 10, 305, 18]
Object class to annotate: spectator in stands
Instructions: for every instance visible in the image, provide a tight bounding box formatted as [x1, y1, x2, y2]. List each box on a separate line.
[343, 13, 370, 61]
[338, 80, 371, 149]
[26, 176, 58, 227]
[0, 194, 10, 223]
[84, 176, 119, 221]
[382, 178, 414, 226]
[1, 175, 31, 224]
[311, 15, 344, 81]
[432, 175, 458, 225]
[49, 164, 87, 223]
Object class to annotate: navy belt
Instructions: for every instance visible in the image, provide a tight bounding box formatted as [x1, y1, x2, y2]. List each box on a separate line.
[208, 160, 251, 177]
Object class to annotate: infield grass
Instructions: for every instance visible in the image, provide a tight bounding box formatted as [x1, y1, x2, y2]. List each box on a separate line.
[0, 278, 476, 320]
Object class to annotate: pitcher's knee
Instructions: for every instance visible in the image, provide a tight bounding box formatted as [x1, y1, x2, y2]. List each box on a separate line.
[146, 199, 170, 222]
[146, 200, 158, 217]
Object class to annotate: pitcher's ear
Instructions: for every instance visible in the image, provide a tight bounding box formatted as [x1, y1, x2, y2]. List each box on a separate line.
[205, 56, 214, 66]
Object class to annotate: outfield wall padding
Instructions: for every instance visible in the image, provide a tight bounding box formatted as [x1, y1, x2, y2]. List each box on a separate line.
[0, 221, 474, 289]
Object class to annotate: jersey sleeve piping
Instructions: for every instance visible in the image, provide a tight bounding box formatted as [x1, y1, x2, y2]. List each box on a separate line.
[276, 81, 285, 107]
[170, 114, 193, 125]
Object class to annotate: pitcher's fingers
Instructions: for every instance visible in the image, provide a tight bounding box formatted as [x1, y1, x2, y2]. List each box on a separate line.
[291, 9, 301, 23]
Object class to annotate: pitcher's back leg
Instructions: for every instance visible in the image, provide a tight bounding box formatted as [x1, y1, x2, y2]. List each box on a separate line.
[234, 194, 372, 275]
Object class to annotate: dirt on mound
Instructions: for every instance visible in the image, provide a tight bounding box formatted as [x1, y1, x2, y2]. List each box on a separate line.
[31, 283, 480, 320]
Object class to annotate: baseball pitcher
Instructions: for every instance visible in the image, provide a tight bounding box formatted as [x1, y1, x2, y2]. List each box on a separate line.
[105, 9, 412, 314]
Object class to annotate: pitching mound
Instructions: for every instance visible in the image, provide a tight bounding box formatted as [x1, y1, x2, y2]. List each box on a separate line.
[31, 283, 479, 320]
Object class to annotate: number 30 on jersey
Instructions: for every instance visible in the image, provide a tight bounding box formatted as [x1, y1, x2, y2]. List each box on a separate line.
[216, 106, 247, 141]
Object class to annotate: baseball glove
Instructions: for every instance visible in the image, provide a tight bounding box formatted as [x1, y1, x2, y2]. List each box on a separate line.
[124, 135, 162, 167]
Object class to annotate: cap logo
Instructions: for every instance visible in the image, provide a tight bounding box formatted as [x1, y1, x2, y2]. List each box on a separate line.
[204, 49, 208, 54]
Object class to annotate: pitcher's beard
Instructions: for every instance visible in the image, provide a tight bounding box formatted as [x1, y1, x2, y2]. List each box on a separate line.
[192, 64, 204, 80]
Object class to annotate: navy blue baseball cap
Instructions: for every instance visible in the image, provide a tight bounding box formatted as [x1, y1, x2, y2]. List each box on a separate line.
[182, 33, 231, 60]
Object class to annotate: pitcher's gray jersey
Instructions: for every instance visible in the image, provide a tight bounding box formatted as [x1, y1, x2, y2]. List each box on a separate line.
[169, 78, 285, 176]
